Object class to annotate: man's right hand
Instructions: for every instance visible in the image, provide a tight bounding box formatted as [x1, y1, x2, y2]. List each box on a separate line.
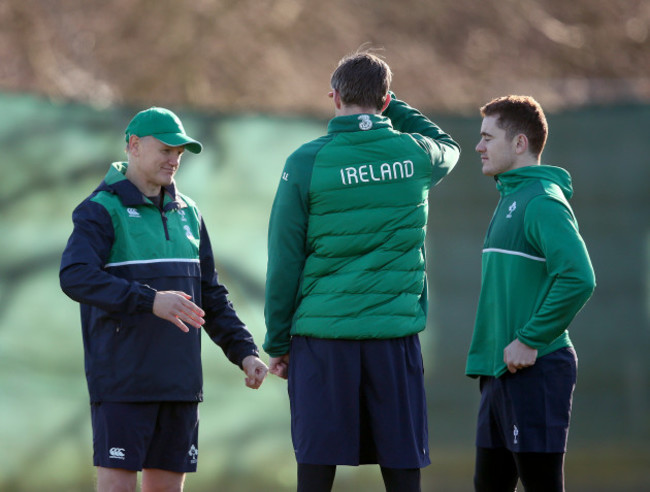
[152, 291, 205, 332]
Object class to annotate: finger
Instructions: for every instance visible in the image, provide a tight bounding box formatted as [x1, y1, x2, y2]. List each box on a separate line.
[256, 368, 269, 384]
[246, 376, 261, 389]
[185, 303, 205, 319]
[172, 315, 200, 330]
[170, 316, 190, 333]
[167, 291, 192, 300]
[175, 307, 205, 328]
[180, 312, 205, 328]
[246, 366, 263, 380]
[245, 363, 267, 383]
[273, 365, 288, 379]
[179, 299, 205, 318]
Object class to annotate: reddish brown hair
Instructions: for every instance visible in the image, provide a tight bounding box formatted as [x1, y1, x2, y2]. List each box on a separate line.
[480, 95, 548, 158]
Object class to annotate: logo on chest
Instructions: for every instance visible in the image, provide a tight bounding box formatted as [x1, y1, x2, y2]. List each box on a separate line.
[506, 201, 517, 219]
[183, 225, 196, 240]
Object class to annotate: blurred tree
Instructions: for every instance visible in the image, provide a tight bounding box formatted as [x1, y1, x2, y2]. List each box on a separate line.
[0, 0, 647, 115]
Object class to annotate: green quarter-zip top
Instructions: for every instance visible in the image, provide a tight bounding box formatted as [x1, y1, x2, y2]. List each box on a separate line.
[466, 165, 596, 378]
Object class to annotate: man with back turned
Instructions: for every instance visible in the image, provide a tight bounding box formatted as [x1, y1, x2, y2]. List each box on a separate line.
[264, 50, 461, 492]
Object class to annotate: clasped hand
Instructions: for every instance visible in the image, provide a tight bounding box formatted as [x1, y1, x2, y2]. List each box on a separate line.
[503, 339, 538, 374]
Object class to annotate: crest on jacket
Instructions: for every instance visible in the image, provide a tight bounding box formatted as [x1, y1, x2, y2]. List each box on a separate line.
[358, 114, 373, 130]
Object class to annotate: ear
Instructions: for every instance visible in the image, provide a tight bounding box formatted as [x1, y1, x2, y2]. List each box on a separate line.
[332, 89, 342, 110]
[127, 134, 140, 155]
[514, 134, 529, 155]
[380, 92, 391, 113]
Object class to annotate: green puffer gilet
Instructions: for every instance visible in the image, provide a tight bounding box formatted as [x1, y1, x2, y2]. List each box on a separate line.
[263, 95, 460, 356]
[297, 129, 435, 338]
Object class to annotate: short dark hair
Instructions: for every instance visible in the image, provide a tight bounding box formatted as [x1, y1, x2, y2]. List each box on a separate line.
[330, 51, 392, 110]
[480, 95, 548, 158]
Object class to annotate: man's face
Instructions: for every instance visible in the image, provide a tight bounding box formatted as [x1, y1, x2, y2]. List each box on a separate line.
[131, 136, 185, 194]
[475, 115, 517, 176]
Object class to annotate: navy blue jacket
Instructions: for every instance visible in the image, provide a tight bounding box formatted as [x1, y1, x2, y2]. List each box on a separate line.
[60, 163, 258, 402]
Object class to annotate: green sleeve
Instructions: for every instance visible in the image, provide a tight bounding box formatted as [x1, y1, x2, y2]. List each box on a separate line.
[518, 195, 596, 348]
[383, 92, 461, 185]
[263, 146, 317, 356]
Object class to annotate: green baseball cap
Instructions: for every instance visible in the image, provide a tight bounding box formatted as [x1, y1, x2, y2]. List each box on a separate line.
[125, 107, 203, 154]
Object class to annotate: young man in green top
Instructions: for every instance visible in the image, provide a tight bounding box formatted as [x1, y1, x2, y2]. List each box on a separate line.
[264, 51, 460, 491]
[466, 96, 596, 491]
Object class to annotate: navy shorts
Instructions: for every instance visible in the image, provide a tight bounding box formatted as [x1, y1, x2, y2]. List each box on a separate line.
[91, 401, 199, 472]
[476, 347, 577, 453]
[288, 335, 430, 468]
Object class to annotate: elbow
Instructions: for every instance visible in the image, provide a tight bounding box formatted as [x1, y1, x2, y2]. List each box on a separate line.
[451, 140, 462, 155]
[585, 269, 597, 294]
[586, 277, 597, 298]
[444, 144, 461, 169]
[59, 267, 75, 298]
[442, 138, 461, 158]
[59, 264, 87, 302]
[577, 274, 596, 303]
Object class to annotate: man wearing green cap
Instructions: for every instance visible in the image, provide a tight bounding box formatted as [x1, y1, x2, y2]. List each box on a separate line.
[60, 107, 268, 491]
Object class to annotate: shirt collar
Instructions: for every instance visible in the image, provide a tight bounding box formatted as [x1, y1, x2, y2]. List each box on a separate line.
[327, 113, 392, 134]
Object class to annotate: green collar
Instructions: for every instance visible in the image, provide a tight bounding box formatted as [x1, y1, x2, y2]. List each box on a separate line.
[327, 114, 392, 134]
